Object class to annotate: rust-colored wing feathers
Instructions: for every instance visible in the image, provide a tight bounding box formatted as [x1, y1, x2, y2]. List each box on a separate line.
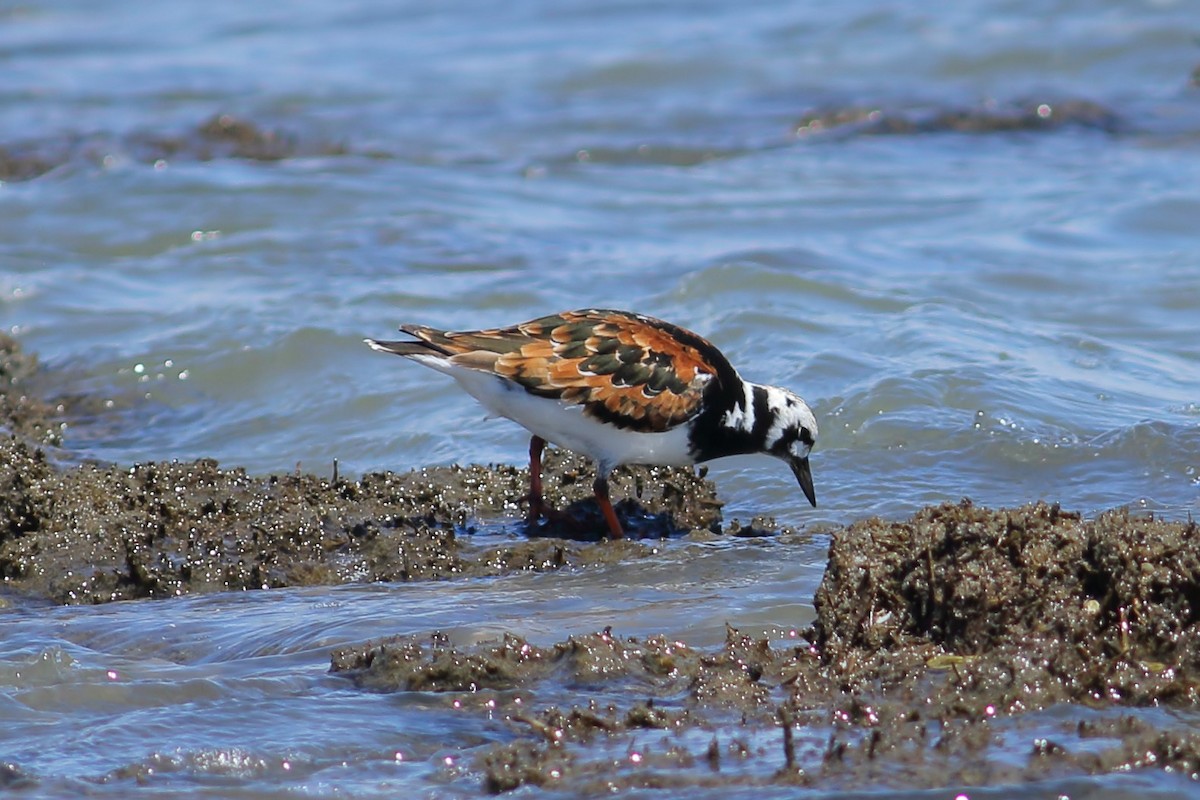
[401, 310, 724, 432]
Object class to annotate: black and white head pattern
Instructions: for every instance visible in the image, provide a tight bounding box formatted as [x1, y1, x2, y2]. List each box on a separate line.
[719, 382, 817, 460]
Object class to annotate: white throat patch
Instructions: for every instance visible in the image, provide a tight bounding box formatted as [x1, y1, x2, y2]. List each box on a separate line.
[721, 381, 756, 433]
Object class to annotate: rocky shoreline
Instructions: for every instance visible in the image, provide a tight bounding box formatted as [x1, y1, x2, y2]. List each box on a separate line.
[4, 332, 1200, 792]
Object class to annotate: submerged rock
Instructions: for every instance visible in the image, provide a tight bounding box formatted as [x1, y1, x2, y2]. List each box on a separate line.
[0, 114, 348, 183]
[794, 99, 1124, 138]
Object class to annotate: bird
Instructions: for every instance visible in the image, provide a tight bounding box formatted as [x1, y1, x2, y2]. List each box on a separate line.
[365, 309, 817, 540]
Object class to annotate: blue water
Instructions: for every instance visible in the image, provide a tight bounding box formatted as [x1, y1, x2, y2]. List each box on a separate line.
[2, 0, 1199, 796]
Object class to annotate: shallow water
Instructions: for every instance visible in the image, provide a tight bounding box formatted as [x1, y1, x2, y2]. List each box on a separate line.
[2, 0, 1199, 796]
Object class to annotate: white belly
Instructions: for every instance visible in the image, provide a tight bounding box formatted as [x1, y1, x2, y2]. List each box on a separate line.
[441, 365, 695, 472]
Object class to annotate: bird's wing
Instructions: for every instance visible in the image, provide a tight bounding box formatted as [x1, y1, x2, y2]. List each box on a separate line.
[402, 309, 728, 432]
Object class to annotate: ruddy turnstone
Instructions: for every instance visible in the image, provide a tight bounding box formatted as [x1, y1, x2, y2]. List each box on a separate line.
[366, 309, 817, 540]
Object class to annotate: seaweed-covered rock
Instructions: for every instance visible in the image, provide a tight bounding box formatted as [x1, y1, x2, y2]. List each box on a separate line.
[331, 628, 701, 694]
[0, 448, 721, 604]
[813, 500, 1200, 664]
[330, 620, 1200, 794]
[811, 500, 1200, 707]
[0, 334, 63, 447]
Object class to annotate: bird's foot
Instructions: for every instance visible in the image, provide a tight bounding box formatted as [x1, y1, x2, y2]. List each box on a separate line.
[523, 495, 579, 525]
[521, 493, 614, 540]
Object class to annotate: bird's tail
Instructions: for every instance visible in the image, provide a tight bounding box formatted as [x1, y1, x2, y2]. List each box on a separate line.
[366, 323, 462, 358]
[363, 338, 449, 358]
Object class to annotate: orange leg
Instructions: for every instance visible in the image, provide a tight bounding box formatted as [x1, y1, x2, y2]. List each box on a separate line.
[525, 436, 583, 529]
[527, 435, 547, 525]
[593, 476, 625, 540]
[528, 437, 623, 539]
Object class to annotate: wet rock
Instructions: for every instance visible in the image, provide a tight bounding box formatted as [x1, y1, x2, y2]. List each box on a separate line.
[0, 762, 35, 790]
[690, 626, 778, 710]
[0, 141, 59, 182]
[0, 114, 348, 182]
[794, 99, 1123, 139]
[127, 113, 347, 163]
[0, 334, 63, 447]
[332, 632, 554, 693]
[813, 499, 1200, 705]
[0, 453, 445, 602]
[331, 628, 701, 694]
[0, 444, 717, 604]
[481, 741, 571, 794]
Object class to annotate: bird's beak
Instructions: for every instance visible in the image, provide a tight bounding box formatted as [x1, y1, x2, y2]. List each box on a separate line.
[790, 456, 817, 508]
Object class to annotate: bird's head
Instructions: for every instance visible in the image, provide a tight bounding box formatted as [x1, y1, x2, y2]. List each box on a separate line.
[762, 386, 818, 507]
